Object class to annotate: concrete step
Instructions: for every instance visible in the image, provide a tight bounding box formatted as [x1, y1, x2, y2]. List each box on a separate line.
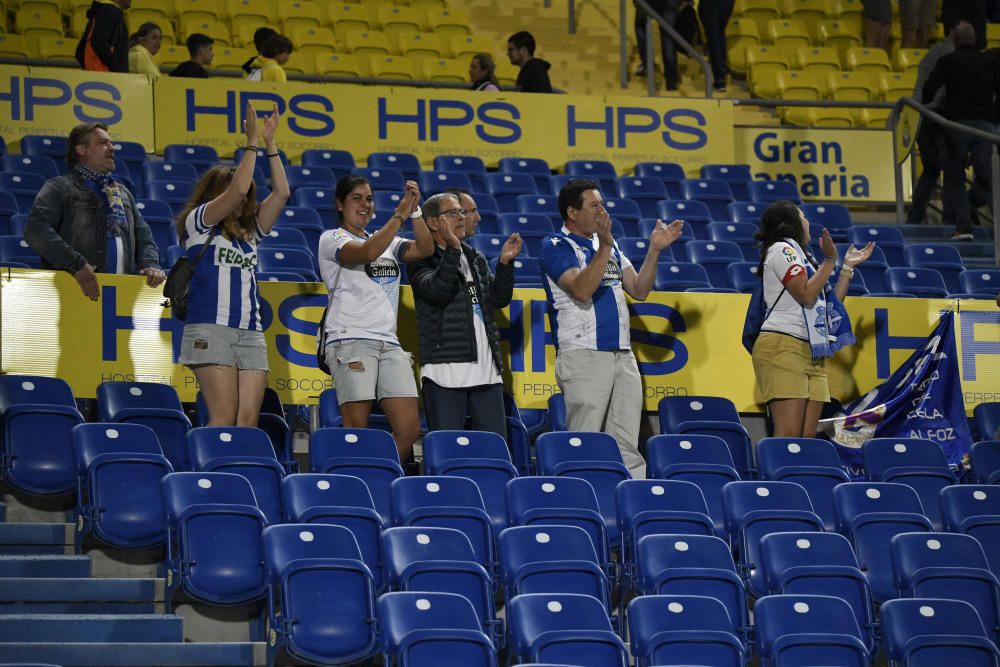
[0, 522, 73, 554]
[0, 614, 183, 643]
[0, 641, 266, 666]
[0, 577, 162, 613]
[0, 555, 89, 578]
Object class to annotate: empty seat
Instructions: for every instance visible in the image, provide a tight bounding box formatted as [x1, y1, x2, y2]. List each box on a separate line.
[2, 154, 59, 180]
[701, 164, 752, 201]
[498, 213, 554, 236]
[96, 381, 192, 471]
[849, 224, 904, 266]
[975, 403, 1000, 442]
[747, 179, 802, 203]
[163, 144, 218, 173]
[658, 395, 754, 478]
[754, 594, 870, 667]
[367, 152, 420, 182]
[961, 270, 1000, 297]
[308, 427, 403, 523]
[21, 135, 68, 164]
[684, 240, 745, 288]
[615, 177, 668, 219]
[627, 595, 746, 667]
[727, 261, 761, 293]
[941, 485, 1000, 576]
[565, 160, 618, 194]
[881, 598, 1000, 667]
[862, 437, 957, 529]
[147, 180, 194, 214]
[654, 262, 712, 291]
[904, 243, 965, 294]
[885, 267, 949, 299]
[970, 440, 1000, 485]
[499, 157, 551, 192]
[378, 591, 497, 667]
[801, 202, 852, 241]
[0, 172, 45, 214]
[485, 173, 537, 211]
[757, 437, 851, 530]
[680, 179, 734, 220]
[507, 593, 628, 667]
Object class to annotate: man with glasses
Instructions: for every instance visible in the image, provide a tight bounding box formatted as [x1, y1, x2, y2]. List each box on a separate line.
[408, 192, 523, 439]
[541, 178, 683, 477]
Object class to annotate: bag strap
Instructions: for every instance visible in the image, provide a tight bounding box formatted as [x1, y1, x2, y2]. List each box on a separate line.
[190, 225, 219, 267]
[763, 285, 787, 323]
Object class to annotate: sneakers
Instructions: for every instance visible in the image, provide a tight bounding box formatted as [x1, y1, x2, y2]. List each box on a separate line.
[951, 231, 974, 241]
[635, 64, 647, 76]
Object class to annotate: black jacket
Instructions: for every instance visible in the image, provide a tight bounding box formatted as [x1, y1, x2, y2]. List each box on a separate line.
[516, 58, 553, 93]
[75, 1, 128, 73]
[408, 243, 515, 374]
[170, 61, 210, 78]
[923, 45, 1000, 123]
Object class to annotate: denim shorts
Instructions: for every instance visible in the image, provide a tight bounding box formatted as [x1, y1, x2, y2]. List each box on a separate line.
[178, 323, 269, 371]
[327, 338, 417, 404]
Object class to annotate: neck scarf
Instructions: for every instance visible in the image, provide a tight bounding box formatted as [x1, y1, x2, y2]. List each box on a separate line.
[75, 163, 127, 237]
[785, 238, 856, 358]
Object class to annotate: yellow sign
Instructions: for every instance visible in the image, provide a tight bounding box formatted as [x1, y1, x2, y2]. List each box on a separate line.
[0, 65, 156, 152]
[3, 270, 998, 416]
[734, 126, 901, 202]
[153, 76, 734, 171]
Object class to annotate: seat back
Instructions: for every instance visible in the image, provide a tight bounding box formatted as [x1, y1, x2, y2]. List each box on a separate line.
[970, 441, 1000, 484]
[507, 593, 626, 667]
[754, 594, 868, 666]
[506, 476, 608, 564]
[378, 591, 496, 667]
[881, 598, 1000, 665]
[757, 437, 850, 529]
[627, 595, 745, 667]
[747, 179, 802, 203]
[975, 403, 1000, 442]
[0, 375, 76, 412]
[96, 381, 183, 420]
[308, 427, 402, 520]
[616, 478, 713, 568]
[862, 437, 956, 529]
[659, 396, 741, 431]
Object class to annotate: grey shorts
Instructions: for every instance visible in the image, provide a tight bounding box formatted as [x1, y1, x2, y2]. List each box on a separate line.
[862, 0, 891, 23]
[327, 338, 418, 404]
[178, 323, 269, 371]
[899, 0, 936, 29]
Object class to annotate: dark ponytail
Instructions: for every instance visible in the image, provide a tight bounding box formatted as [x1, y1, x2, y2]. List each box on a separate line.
[755, 199, 811, 277]
[129, 22, 160, 49]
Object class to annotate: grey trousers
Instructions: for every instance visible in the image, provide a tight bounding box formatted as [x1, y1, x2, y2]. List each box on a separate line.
[555, 348, 645, 478]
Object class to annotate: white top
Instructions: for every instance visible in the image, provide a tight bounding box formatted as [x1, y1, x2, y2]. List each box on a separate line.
[760, 240, 809, 341]
[319, 227, 409, 344]
[421, 253, 502, 388]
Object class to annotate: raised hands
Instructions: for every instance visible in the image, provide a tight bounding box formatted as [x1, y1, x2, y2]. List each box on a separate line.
[394, 181, 421, 221]
[843, 241, 875, 268]
[261, 103, 281, 147]
[650, 219, 684, 250]
[595, 208, 614, 249]
[819, 228, 837, 261]
[499, 232, 523, 264]
[243, 101, 259, 146]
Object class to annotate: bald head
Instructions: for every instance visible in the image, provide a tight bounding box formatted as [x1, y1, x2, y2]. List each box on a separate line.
[952, 21, 976, 48]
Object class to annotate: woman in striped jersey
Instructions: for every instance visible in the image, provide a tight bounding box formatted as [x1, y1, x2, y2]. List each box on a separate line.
[175, 101, 290, 427]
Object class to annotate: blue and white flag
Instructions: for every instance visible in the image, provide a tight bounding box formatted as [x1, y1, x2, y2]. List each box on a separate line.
[819, 310, 972, 476]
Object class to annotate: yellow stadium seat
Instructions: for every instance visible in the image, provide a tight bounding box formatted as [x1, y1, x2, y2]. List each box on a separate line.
[226, 0, 273, 22]
[329, 3, 372, 42]
[70, 6, 89, 36]
[846, 46, 891, 72]
[128, 8, 169, 31]
[175, 0, 220, 23]
[734, 0, 782, 36]
[780, 0, 830, 41]
[211, 45, 254, 72]
[368, 54, 415, 80]
[17, 0, 67, 15]
[315, 51, 362, 77]
[796, 46, 840, 72]
[776, 69, 825, 100]
[426, 8, 471, 41]
[179, 19, 231, 46]
[988, 23, 1000, 48]
[858, 108, 892, 127]
[894, 48, 926, 72]
[449, 34, 493, 60]
[129, 0, 170, 20]
[412, 0, 448, 10]
[834, 0, 863, 31]
[155, 44, 187, 68]
[376, 6, 421, 41]
[16, 7, 63, 38]
[827, 70, 875, 121]
[32, 34, 78, 60]
[344, 30, 390, 57]
[747, 44, 793, 97]
[496, 61, 519, 87]
[817, 19, 861, 63]
[809, 107, 855, 126]
[281, 51, 313, 76]
[0, 33, 30, 59]
[397, 31, 443, 66]
[879, 70, 916, 100]
[725, 17, 760, 74]
[277, 0, 323, 33]
[293, 26, 337, 59]
[766, 19, 811, 50]
[420, 57, 467, 83]
[231, 16, 268, 46]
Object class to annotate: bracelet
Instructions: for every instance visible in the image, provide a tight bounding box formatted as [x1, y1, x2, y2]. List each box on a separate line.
[823, 257, 836, 265]
[410, 205, 423, 219]
[265, 152, 280, 158]
[840, 266, 855, 277]
[241, 145, 259, 152]
[389, 213, 404, 224]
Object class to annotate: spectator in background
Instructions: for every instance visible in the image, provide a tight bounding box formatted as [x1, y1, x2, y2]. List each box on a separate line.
[469, 53, 500, 91]
[170, 33, 214, 78]
[922, 21, 1000, 240]
[943, 0, 988, 49]
[633, 0, 680, 90]
[241, 27, 276, 76]
[445, 188, 483, 237]
[408, 193, 522, 441]
[507, 31, 553, 93]
[900, 0, 937, 48]
[698, 0, 734, 91]
[247, 34, 293, 83]
[24, 122, 164, 300]
[862, 0, 891, 51]
[76, 0, 131, 73]
[127, 22, 161, 78]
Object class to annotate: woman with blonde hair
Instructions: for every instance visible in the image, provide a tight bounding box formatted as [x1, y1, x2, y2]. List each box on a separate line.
[469, 53, 500, 91]
[128, 22, 161, 78]
[175, 102, 290, 427]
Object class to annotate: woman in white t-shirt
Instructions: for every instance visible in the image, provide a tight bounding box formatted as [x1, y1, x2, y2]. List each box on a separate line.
[318, 174, 434, 462]
[175, 101, 289, 427]
[752, 200, 874, 437]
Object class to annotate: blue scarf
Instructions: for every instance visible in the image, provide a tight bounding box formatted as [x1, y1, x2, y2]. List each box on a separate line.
[75, 164, 128, 238]
[786, 238, 856, 358]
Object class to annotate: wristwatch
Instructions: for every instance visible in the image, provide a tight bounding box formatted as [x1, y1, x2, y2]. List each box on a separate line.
[411, 205, 423, 219]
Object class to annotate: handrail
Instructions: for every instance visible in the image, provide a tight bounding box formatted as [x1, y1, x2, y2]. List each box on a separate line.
[621, 0, 712, 97]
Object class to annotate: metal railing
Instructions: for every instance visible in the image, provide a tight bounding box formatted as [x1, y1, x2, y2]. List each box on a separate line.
[619, 0, 712, 97]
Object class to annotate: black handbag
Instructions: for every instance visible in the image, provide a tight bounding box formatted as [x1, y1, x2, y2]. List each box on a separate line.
[316, 302, 331, 375]
[163, 227, 218, 320]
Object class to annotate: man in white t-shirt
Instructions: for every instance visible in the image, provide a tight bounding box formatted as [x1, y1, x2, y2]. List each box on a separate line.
[408, 192, 522, 439]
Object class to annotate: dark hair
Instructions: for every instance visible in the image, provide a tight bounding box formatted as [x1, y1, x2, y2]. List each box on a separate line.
[557, 177, 600, 221]
[176, 165, 258, 242]
[66, 122, 108, 167]
[128, 22, 160, 49]
[423, 192, 459, 220]
[253, 27, 278, 53]
[507, 31, 536, 55]
[471, 53, 499, 86]
[443, 186, 472, 197]
[261, 34, 293, 58]
[186, 33, 213, 57]
[755, 199, 809, 277]
[334, 175, 371, 222]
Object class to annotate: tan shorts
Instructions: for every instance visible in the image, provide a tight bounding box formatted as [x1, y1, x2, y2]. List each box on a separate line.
[752, 332, 830, 403]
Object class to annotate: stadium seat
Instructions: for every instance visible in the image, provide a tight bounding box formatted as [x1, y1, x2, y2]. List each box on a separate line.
[615, 177, 668, 219]
[377, 591, 497, 667]
[881, 598, 1000, 666]
[397, 31, 445, 66]
[426, 8, 473, 42]
[263, 523, 378, 666]
[161, 472, 268, 610]
[565, 160, 618, 193]
[619, 238, 665, 266]
[467, 234, 507, 260]
[849, 224, 904, 266]
[895, 47, 927, 72]
[748, 179, 802, 204]
[292, 187, 336, 222]
[422, 430, 518, 535]
[96, 381, 191, 472]
[0, 235, 42, 268]
[284, 165, 338, 193]
[419, 170, 473, 194]
[767, 18, 811, 50]
[760, 531, 877, 652]
[800, 202, 852, 241]
[684, 240, 746, 286]
[747, 45, 794, 97]
[656, 200, 712, 236]
[257, 247, 316, 277]
[627, 595, 745, 667]
[434, 155, 486, 189]
[448, 35, 493, 60]
[507, 593, 628, 667]
[725, 17, 761, 73]
[654, 262, 713, 291]
[700, 164, 752, 201]
[634, 162, 686, 199]
[31, 35, 80, 61]
[344, 30, 391, 60]
[862, 437, 957, 530]
[515, 194, 560, 226]
[485, 173, 537, 212]
[754, 594, 870, 666]
[72, 422, 171, 551]
[903, 243, 965, 294]
[757, 437, 850, 530]
[147, 180, 194, 215]
[261, 227, 310, 254]
[0, 34, 31, 60]
[2, 154, 59, 181]
[382, 526, 500, 645]
[680, 179, 735, 221]
[20, 135, 68, 166]
[498, 213, 554, 236]
[143, 161, 198, 184]
[725, 201, 763, 225]
[602, 198, 641, 234]
[329, 2, 371, 40]
[0, 199, 20, 235]
[547, 393, 566, 432]
[658, 396, 754, 478]
[818, 19, 861, 62]
[833, 482, 934, 602]
[940, 485, 1000, 576]
[970, 440, 1000, 484]
[727, 261, 760, 293]
[508, 256, 543, 285]
[308, 427, 403, 523]
[885, 267, 949, 299]
[499, 157, 552, 192]
[353, 166, 407, 192]
[845, 46, 892, 72]
[162, 144, 217, 174]
[16, 6, 63, 38]
[960, 269, 1000, 296]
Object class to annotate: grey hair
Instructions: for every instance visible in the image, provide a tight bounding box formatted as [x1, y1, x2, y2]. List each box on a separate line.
[952, 21, 976, 47]
[423, 192, 459, 218]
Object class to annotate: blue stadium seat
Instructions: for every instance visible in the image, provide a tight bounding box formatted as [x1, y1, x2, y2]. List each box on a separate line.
[142, 161, 198, 184]
[885, 267, 949, 298]
[615, 176, 668, 218]
[352, 167, 406, 192]
[419, 170, 473, 194]
[277, 206, 326, 248]
[890, 531, 1000, 644]
[135, 197, 174, 223]
[234, 147, 289, 168]
[308, 427, 403, 523]
[634, 534, 750, 647]
[970, 440, 1000, 484]
[257, 247, 316, 275]
[515, 193, 560, 225]
[382, 526, 500, 645]
[422, 430, 517, 535]
[707, 221, 758, 248]
[654, 262, 712, 291]
[0, 236, 41, 268]
[147, 180, 194, 214]
[701, 164, 752, 201]
[754, 594, 870, 667]
[485, 173, 537, 212]
[499, 156, 551, 192]
[470, 193, 499, 231]
[728, 201, 766, 225]
[263, 523, 377, 665]
[163, 144, 218, 173]
[727, 261, 761, 293]
[96, 381, 191, 472]
[849, 224, 905, 266]
[0, 191, 18, 233]
[467, 233, 507, 259]
[680, 179, 734, 221]
[565, 160, 618, 193]
[862, 437, 957, 530]
[498, 212, 554, 236]
[634, 161, 686, 199]
[683, 240, 744, 288]
[941, 485, 1000, 576]
[904, 242, 966, 294]
[161, 472, 268, 610]
[0, 171, 45, 213]
[657, 200, 713, 237]
[257, 271, 310, 282]
[508, 256, 543, 285]
[801, 202, 852, 241]
[722, 481, 824, 597]
[975, 403, 1000, 442]
[378, 591, 497, 667]
[367, 152, 420, 181]
[639, 217, 697, 245]
[72, 422, 172, 550]
[434, 155, 486, 192]
[507, 593, 628, 667]
[301, 148, 355, 171]
[618, 237, 671, 266]
[372, 190, 405, 224]
[546, 393, 566, 432]
[194, 388, 294, 471]
[186, 427, 285, 525]
[881, 597, 1000, 666]
[759, 531, 877, 653]
[7, 212, 27, 237]
[658, 395, 754, 478]
[960, 269, 1000, 296]
[284, 165, 338, 192]
[112, 139, 148, 184]
[506, 414, 535, 477]
[747, 179, 802, 204]
[261, 227, 310, 253]
[1, 154, 58, 180]
[833, 482, 934, 602]
[603, 198, 641, 234]
[627, 595, 746, 667]
[757, 437, 851, 530]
